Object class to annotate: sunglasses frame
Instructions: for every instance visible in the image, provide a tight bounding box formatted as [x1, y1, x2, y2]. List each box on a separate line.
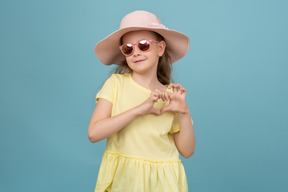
[119, 39, 159, 57]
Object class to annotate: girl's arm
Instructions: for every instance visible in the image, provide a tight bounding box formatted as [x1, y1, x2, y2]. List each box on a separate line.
[161, 83, 196, 158]
[88, 98, 140, 143]
[173, 111, 195, 158]
[88, 90, 163, 143]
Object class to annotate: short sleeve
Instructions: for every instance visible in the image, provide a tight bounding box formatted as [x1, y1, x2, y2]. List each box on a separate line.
[95, 74, 116, 104]
[169, 113, 194, 134]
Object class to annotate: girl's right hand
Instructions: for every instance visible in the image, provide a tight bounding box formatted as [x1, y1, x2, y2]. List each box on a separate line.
[138, 89, 162, 116]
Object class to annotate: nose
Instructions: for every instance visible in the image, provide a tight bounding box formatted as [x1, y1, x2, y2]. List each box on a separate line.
[133, 45, 141, 57]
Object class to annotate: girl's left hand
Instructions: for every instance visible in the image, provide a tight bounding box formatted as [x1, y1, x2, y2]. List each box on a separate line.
[160, 83, 190, 115]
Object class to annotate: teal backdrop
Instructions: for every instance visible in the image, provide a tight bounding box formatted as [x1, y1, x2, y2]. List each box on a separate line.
[1, 0, 287, 191]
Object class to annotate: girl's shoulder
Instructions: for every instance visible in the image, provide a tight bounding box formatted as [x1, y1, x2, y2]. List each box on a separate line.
[111, 73, 130, 78]
[104, 73, 131, 85]
[108, 73, 130, 81]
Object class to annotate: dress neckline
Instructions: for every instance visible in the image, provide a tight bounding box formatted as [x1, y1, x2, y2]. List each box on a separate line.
[127, 73, 169, 94]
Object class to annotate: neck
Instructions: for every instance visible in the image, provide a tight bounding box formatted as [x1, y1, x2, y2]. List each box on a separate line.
[131, 71, 161, 90]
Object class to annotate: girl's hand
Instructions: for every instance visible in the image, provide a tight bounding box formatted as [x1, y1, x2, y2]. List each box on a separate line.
[160, 83, 190, 115]
[138, 89, 162, 115]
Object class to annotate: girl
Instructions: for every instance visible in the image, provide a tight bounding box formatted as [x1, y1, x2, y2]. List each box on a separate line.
[88, 10, 195, 192]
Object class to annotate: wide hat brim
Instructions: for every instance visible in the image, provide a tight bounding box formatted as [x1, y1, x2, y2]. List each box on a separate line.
[95, 26, 190, 65]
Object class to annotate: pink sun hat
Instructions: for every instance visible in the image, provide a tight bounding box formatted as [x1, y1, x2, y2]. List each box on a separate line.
[94, 10, 190, 65]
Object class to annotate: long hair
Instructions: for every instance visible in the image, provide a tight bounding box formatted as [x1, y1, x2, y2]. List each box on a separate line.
[110, 31, 174, 85]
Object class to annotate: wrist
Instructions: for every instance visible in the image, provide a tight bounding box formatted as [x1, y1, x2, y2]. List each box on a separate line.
[178, 107, 190, 117]
[134, 103, 148, 116]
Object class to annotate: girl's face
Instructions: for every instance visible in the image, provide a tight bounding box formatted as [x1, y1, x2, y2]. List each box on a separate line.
[121, 30, 166, 75]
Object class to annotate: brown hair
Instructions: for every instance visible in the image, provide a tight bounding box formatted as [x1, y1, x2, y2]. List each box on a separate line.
[110, 31, 174, 85]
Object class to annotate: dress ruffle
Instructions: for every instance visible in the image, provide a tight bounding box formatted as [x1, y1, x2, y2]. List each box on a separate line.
[95, 151, 188, 192]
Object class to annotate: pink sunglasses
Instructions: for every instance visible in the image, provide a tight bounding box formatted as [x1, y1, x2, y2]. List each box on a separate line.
[119, 39, 159, 56]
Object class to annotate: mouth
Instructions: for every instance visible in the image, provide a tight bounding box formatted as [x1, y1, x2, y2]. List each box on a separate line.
[134, 59, 145, 63]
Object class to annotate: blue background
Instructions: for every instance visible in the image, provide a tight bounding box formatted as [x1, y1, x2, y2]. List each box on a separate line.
[1, 0, 287, 191]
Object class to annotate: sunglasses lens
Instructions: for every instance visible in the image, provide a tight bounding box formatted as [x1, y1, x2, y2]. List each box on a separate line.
[138, 40, 150, 51]
[122, 44, 133, 55]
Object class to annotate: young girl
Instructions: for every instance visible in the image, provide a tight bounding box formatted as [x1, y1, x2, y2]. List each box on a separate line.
[88, 10, 195, 192]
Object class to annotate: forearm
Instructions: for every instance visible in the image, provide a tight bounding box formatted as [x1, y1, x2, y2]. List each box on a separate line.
[88, 107, 142, 143]
[176, 111, 196, 158]
[89, 90, 163, 143]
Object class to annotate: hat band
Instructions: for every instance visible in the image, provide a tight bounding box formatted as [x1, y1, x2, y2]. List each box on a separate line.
[145, 22, 168, 29]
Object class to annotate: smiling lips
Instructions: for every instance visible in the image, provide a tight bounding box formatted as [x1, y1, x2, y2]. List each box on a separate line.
[134, 59, 145, 63]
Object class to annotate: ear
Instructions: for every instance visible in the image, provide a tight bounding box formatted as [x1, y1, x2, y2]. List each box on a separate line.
[157, 41, 166, 57]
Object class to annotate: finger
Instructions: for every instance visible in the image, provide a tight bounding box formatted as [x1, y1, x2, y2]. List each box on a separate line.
[176, 83, 183, 88]
[152, 92, 160, 101]
[154, 89, 163, 100]
[173, 87, 178, 93]
[179, 88, 186, 95]
[161, 105, 172, 113]
[169, 83, 183, 89]
[166, 91, 173, 101]
[164, 91, 169, 101]
[174, 84, 184, 92]
[161, 91, 166, 101]
[168, 83, 175, 89]
[151, 108, 161, 115]
[152, 91, 158, 97]
[154, 89, 162, 94]
[168, 93, 175, 100]
[159, 91, 165, 101]
[156, 90, 166, 101]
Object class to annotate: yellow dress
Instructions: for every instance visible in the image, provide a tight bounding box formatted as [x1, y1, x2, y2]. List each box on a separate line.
[94, 73, 193, 192]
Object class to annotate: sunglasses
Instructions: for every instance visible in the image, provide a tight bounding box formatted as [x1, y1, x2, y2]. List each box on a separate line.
[119, 39, 159, 56]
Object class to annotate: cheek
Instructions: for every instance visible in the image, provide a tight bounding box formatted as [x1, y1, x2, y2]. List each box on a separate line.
[148, 52, 160, 62]
[126, 57, 134, 68]
[126, 57, 134, 63]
